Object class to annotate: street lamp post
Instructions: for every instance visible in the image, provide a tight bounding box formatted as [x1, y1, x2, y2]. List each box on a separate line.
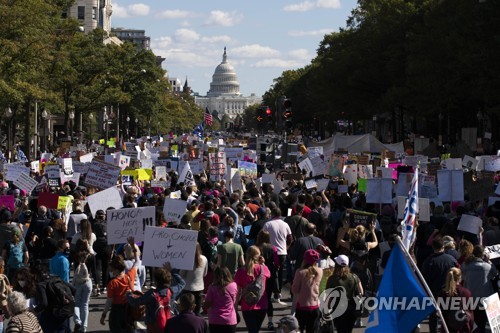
[69, 110, 75, 143]
[5, 107, 13, 162]
[135, 118, 138, 138]
[41, 110, 48, 152]
[104, 111, 109, 143]
[88, 113, 94, 145]
[126, 116, 130, 139]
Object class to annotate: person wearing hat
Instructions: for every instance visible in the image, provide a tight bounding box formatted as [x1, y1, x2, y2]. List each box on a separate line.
[291, 249, 322, 333]
[326, 255, 364, 333]
[277, 315, 300, 333]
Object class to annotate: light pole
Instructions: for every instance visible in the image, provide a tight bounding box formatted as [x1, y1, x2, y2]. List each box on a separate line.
[88, 113, 94, 145]
[5, 107, 12, 162]
[126, 116, 130, 139]
[104, 111, 109, 143]
[135, 118, 138, 138]
[41, 110, 48, 152]
[69, 110, 75, 143]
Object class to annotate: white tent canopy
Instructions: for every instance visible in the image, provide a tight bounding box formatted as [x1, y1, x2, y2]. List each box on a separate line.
[310, 134, 405, 157]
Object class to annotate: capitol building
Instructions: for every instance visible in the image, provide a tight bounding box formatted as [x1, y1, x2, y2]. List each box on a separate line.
[194, 48, 262, 127]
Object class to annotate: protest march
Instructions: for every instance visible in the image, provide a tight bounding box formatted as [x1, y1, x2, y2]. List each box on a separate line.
[0, 132, 498, 333]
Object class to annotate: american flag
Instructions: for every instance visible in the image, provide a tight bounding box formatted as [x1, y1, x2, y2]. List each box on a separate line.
[17, 147, 28, 162]
[204, 107, 213, 127]
[401, 169, 418, 250]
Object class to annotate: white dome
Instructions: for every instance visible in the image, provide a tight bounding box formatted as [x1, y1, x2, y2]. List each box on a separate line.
[207, 48, 241, 97]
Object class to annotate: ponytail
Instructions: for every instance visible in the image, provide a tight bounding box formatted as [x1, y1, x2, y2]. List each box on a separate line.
[443, 267, 461, 296]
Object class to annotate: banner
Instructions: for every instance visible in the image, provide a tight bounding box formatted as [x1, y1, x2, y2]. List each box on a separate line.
[142, 226, 198, 269]
[107, 206, 155, 244]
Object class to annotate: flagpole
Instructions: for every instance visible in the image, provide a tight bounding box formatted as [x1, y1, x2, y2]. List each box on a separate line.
[395, 237, 450, 333]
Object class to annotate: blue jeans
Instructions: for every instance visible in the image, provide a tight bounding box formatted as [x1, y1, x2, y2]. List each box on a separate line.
[74, 279, 92, 331]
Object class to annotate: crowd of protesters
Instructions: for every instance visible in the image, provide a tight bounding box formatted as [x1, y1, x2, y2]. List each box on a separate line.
[0, 144, 496, 333]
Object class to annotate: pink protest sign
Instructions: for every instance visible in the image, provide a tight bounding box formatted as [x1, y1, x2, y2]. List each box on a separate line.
[0, 195, 15, 212]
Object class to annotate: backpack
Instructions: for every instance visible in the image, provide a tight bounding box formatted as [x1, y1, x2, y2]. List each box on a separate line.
[45, 276, 75, 319]
[7, 241, 24, 269]
[242, 265, 266, 306]
[147, 289, 172, 333]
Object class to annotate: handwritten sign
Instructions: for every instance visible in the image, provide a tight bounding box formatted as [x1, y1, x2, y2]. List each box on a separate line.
[107, 206, 155, 244]
[86, 187, 123, 218]
[5, 164, 30, 182]
[238, 160, 257, 179]
[482, 292, 500, 333]
[57, 196, 72, 210]
[348, 209, 376, 228]
[84, 160, 121, 190]
[155, 166, 167, 180]
[209, 152, 227, 181]
[13, 173, 38, 194]
[162, 198, 187, 224]
[142, 226, 198, 270]
[485, 244, 500, 260]
[457, 214, 482, 235]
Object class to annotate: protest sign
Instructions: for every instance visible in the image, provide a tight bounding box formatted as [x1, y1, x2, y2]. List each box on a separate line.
[308, 147, 323, 159]
[162, 198, 187, 224]
[396, 173, 413, 196]
[328, 155, 344, 179]
[357, 178, 367, 192]
[122, 175, 133, 186]
[376, 167, 393, 179]
[457, 214, 482, 235]
[38, 192, 59, 209]
[62, 158, 73, 175]
[485, 244, 500, 260]
[463, 155, 479, 170]
[72, 161, 90, 175]
[119, 155, 131, 170]
[0, 195, 15, 212]
[437, 170, 464, 202]
[151, 180, 169, 188]
[155, 166, 167, 180]
[79, 153, 94, 163]
[57, 196, 72, 210]
[107, 206, 155, 244]
[397, 196, 430, 221]
[178, 162, 195, 187]
[189, 159, 203, 175]
[317, 179, 330, 192]
[343, 164, 358, 186]
[358, 165, 373, 179]
[482, 292, 500, 333]
[347, 209, 376, 228]
[86, 187, 123, 218]
[298, 158, 314, 177]
[261, 173, 274, 184]
[305, 179, 317, 190]
[223, 147, 244, 163]
[5, 164, 30, 182]
[30, 161, 39, 174]
[13, 173, 38, 194]
[365, 178, 392, 204]
[60, 172, 80, 187]
[310, 156, 326, 177]
[444, 158, 462, 170]
[238, 161, 257, 179]
[209, 152, 227, 181]
[142, 226, 197, 270]
[84, 160, 121, 190]
[485, 156, 500, 172]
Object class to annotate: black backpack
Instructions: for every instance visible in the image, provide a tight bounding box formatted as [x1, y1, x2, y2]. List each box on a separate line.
[45, 276, 75, 319]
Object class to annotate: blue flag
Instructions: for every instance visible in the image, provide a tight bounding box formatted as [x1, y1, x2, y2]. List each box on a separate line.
[365, 242, 435, 333]
[193, 122, 204, 139]
[17, 147, 28, 162]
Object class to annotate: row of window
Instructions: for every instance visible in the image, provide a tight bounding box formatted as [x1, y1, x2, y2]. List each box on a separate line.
[77, 6, 97, 20]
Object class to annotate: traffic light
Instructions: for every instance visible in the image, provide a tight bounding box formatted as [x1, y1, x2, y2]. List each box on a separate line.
[282, 99, 292, 128]
[265, 107, 273, 125]
[256, 107, 264, 123]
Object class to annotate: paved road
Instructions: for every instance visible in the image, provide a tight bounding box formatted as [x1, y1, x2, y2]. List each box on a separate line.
[83, 284, 432, 332]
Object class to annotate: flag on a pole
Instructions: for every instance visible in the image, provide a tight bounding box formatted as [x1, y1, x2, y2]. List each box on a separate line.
[401, 170, 418, 250]
[204, 107, 213, 127]
[179, 161, 195, 187]
[17, 147, 28, 162]
[193, 122, 204, 139]
[365, 242, 435, 333]
[0, 150, 5, 162]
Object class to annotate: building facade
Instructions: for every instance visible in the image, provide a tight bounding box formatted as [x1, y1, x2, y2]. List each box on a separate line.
[69, 0, 112, 34]
[195, 48, 262, 125]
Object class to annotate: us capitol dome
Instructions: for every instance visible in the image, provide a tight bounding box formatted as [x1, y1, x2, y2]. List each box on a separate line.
[195, 47, 262, 127]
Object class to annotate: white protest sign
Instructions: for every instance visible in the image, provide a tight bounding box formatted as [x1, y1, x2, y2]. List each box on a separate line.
[151, 180, 169, 188]
[5, 164, 31, 182]
[273, 178, 283, 194]
[84, 160, 121, 190]
[444, 158, 462, 170]
[141, 159, 153, 169]
[305, 179, 317, 190]
[44, 164, 60, 179]
[119, 155, 131, 170]
[484, 244, 500, 260]
[170, 191, 181, 199]
[79, 153, 94, 164]
[483, 293, 500, 333]
[308, 146, 323, 159]
[376, 167, 393, 179]
[437, 170, 464, 202]
[155, 166, 167, 180]
[60, 172, 80, 187]
[189, 159, 203, 175]
[298, 158, 314, 177]
[30, 161, 39, 174]
[396, 173, 413, 197]
[310, 156, 327, 176]
[485, 156, 500, 172]
[262, 173, 274, 184]
[358, 165, 373, 179]
[106, 206, 155, 244]
[463, 155, 478, 170]
[142, 227, 198, 270]
[317, 179, 330, 192]
[13, 173, 38, 194]
[163, 198, 187, 224]
[457, 214, 482, 235]
[365, 178, 392, 204]
[62, 158, 73, 175]
[72, 161, 90, 175]
[179, 162, 195, 187]
[86, 187, 123, 218]
[343, 164, 358, 186]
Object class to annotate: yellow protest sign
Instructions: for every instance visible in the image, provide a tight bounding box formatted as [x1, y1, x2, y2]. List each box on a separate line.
[57, 196, 72, 210]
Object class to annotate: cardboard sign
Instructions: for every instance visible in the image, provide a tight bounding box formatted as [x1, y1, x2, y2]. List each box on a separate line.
[86, 187, 123, 218]
[84, 160, 121, 190]
[0, 195, 15, 212]
[107, 206, 155, 244]
[38, 192, 59, 209]
[347, 209, 376, 228]
[13, 173, 38, 194]
[457, 214, 482, 235]
[162, 198, 187, 224]
[142, 226, 198, 270]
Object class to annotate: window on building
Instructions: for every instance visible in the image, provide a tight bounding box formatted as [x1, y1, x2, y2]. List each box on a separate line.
[92, 7, 97, 20]
[77, 6, 85, 20]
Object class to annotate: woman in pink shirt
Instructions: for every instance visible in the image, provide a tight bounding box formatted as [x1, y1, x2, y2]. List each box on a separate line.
[234, 245, 271, 333]
[291, 249, 323, 333]
[203, 267, 238, 333]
